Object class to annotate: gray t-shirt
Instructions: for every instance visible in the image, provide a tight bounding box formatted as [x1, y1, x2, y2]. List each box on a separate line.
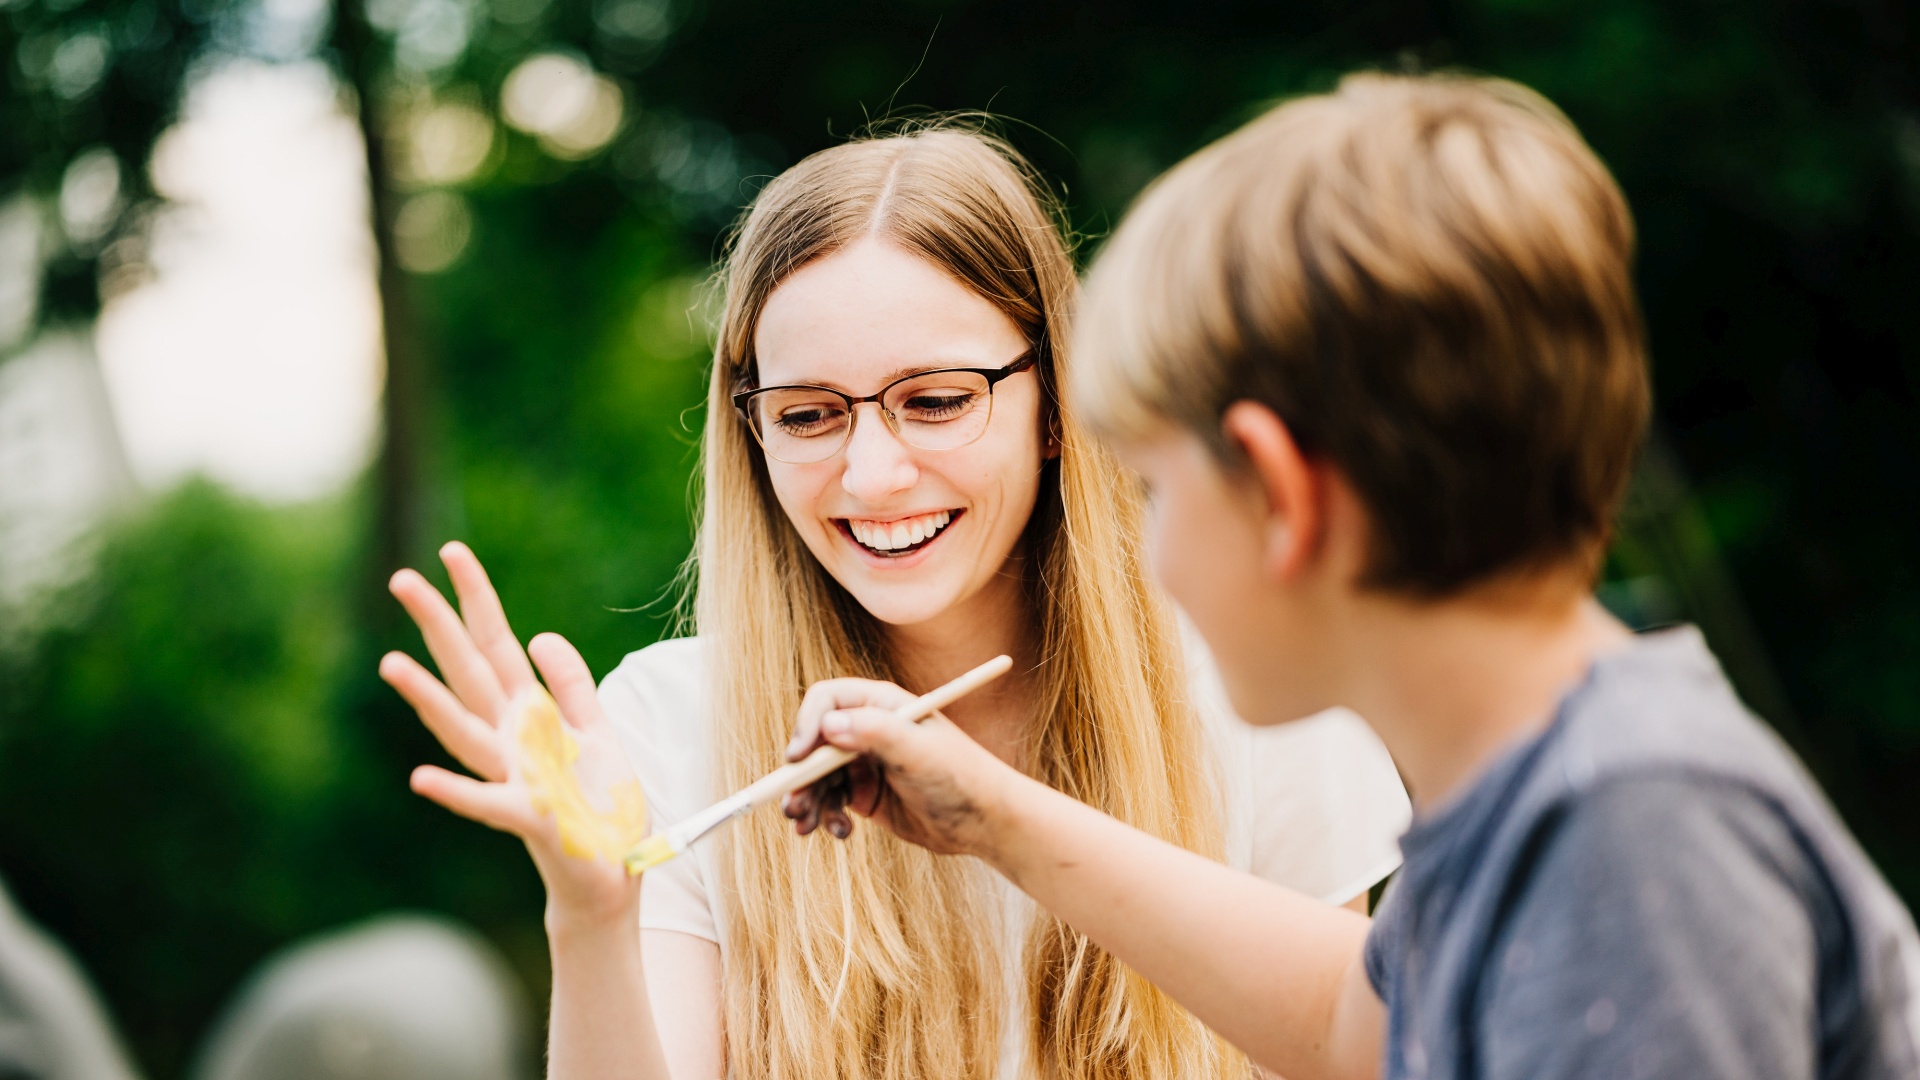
[1364, 626, 1920, 1080]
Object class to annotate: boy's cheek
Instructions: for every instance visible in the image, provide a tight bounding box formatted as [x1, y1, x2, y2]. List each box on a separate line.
[1124, 431, 1278, 649]
[1143, 460, 1271, 658]
[1137, 441, 1327, 727]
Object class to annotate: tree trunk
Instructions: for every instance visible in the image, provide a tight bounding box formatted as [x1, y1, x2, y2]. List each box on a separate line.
[330, 1, 431, 615]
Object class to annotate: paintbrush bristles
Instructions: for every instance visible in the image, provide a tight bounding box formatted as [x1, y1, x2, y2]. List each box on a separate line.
[625, 833, 679, 873]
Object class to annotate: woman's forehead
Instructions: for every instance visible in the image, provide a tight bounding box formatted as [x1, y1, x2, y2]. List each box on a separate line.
[753, 239, 1027, 390]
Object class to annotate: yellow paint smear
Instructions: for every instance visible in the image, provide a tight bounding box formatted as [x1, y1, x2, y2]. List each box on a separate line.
[513, 686, 649, 864]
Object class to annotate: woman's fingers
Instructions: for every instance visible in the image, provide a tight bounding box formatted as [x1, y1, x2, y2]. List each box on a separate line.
[379, 652, 507, 781]
[440, 542, 537, 698]
[409, 765, 532, 835]
[389, 569, 510, 723]
[527, 633, 607, 733]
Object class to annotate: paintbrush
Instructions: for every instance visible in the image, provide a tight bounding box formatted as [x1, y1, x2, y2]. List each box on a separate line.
[624, 654, 1014, 873]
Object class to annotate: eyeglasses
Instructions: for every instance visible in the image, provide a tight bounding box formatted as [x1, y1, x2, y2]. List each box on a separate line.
[733, 350, 1038, 465]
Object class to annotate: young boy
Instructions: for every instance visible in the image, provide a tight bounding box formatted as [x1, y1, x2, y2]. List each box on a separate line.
[781, 73, 1920, 1078]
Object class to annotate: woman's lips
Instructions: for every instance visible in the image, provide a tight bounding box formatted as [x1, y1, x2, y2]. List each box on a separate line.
[835, 509, 963, 559]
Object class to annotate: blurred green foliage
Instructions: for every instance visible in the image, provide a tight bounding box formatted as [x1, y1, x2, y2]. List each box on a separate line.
[1, 485, 379, 1068]
[4, 0, 1920, 1075]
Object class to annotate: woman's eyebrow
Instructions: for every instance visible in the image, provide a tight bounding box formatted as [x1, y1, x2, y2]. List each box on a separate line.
[779, 360, 983, 392]
[877, 362, 951, 384]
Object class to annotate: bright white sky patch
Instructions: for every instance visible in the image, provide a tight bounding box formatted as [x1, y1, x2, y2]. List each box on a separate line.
[96, 59, 384, 502]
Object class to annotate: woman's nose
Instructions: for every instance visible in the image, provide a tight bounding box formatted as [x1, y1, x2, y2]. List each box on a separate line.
[839, 403, 919, 501]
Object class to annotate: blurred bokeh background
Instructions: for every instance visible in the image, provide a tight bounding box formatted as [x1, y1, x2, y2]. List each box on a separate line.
[2, 0, 1917, 1073]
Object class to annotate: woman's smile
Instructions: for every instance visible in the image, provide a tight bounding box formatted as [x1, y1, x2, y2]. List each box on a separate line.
[836, 509, 962, 559]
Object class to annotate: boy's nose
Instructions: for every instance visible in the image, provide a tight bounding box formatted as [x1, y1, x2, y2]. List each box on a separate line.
[839, 403, 919, 502]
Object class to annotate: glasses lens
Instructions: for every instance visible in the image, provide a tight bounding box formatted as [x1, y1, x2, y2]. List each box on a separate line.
[751, 389, 852, 463]
[883, 371, 994, 451]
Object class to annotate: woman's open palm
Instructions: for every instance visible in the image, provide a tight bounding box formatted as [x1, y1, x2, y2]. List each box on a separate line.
[380, 542, 640, 925]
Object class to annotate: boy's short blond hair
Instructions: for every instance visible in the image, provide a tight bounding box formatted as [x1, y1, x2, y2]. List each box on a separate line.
[1076, 72, 1649, 594]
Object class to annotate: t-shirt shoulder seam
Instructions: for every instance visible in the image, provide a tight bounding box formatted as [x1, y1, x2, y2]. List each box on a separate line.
[603, 636, 706, 701]
[611, 635, 703, 672]
[639, 917, 722, 945]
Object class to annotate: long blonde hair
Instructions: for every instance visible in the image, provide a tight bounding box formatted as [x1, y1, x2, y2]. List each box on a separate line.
[694, 123, 1238, 1080]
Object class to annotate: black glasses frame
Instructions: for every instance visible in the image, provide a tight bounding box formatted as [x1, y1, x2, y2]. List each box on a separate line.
[732, 349, 1038, 454]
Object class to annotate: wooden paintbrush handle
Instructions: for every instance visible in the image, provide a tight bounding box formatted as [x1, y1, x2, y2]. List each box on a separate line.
[737, 745, 860, 808]
[730, 654, 1015, 815]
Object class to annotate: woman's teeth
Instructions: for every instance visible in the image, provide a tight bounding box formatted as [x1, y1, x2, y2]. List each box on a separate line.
[847, 510, 954, 553]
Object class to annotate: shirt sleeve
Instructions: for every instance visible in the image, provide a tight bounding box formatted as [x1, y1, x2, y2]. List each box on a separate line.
[1478, 774, 1828, 1080]
[598, 640, 721, 944]
[1364, 873, 1409, 1000]
[1241, 708, 1413, 905]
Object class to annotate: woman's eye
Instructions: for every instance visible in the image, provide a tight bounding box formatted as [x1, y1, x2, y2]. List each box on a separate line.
[774, 406, 846, 435]
[901, 391, 977, 419]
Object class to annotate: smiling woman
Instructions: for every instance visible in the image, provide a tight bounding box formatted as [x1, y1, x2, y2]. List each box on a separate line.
[747, 238, 1048, 625]
[379, 122, 1410, 1080]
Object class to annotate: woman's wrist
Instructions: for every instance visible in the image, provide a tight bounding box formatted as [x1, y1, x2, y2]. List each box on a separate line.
[545, 894, 642, 948]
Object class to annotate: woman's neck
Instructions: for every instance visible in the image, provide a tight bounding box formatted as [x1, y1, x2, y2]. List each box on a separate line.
[881, 564, 1039, 771]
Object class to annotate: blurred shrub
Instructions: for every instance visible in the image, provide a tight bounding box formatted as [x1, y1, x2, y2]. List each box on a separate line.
[0, 482, 371, 1070]
[0, 482, 549, 1075]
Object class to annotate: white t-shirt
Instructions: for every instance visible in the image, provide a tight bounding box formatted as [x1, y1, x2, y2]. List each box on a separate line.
[599, 636, 1411, 1076]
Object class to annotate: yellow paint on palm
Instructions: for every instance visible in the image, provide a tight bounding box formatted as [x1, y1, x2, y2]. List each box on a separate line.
[511, 686, 649, 863]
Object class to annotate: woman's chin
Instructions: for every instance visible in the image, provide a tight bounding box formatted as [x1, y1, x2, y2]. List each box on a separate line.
[839, 582, 968, 629]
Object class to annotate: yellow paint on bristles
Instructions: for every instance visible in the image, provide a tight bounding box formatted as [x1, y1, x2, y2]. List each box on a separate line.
[513, 686, 650, 871]
[624, 833, 679, 874]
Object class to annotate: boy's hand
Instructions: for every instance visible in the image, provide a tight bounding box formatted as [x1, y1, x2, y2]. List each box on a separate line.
[781, 678, 1021, 858]
[783, 679, 1383, 1080]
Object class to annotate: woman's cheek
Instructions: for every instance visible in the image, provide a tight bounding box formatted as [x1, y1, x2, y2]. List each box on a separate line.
[768, 464, 831, 546]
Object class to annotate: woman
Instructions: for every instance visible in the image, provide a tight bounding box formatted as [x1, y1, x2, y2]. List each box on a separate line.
[380, 124, 1409, 1080]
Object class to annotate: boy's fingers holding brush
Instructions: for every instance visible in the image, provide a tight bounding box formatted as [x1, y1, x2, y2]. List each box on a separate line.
[845, 756, 884, 818]
[817, 705, 918, 759]
[781, 789, 819, 835]
[784, 766, 855, 837]
[812, 707, 1011, 856]
[786, 679, 930, 832]
[812, 757, 879, 840]
[786, 660, 1014, 848]
[789, 678, 918, 760]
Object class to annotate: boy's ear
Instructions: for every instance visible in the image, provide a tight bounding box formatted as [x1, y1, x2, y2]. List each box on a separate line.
[1220, 402, 1323, 583]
